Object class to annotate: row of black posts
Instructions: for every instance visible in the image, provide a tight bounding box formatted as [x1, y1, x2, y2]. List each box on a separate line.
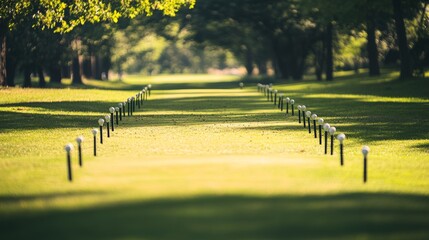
[256, 83, 369, 183]
[64, 84, 152, 182]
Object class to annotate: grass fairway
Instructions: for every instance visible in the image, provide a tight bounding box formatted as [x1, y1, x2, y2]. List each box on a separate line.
[0, 72, 428, 239]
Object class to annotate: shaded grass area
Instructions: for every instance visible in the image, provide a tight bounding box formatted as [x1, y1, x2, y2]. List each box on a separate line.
[1, 193, 428, 240]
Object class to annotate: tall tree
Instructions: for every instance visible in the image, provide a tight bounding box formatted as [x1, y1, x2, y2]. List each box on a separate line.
[0, 0, 195, 86]
[392, 0, 413, 79]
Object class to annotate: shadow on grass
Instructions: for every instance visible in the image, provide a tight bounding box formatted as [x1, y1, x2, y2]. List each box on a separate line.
[1, 93, 428, 144]
[0, 191, 106, 204]
[1, 192, 428, 240]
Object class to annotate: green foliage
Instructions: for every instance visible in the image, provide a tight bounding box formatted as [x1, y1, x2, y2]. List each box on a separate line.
[1, 0, 196, 32]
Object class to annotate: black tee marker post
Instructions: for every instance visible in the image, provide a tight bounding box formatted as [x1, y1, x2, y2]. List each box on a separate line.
[132, 96, 136, 114]
[329, 126, 336, 155]
[323, 123, 330, 154]
[127, 98, 130, 116]
[137, 93, 141, 109]
[290, 99, 295, 116]
[337, 133, 346, 166]
[115, 107, 119, 125]
[122, 101, 126, 117]
[145, 87, 148, 100]
[239, 82, 244, 89]
[270, 88, 274, 102]
[267, 87, 270, 101]
[279, 93, 284, 110]
[109, 107, 115, 132]
[311, 114, 318, 138]
[76, 136, 84, 167]
[98, 118, 105, 144]
[92, 128, 98, 156]
[318, 118, 324, 144]
[301, 105, 306, 128]
[274, 90, 278, 105]
[362, 146, 370, 183]
[105, 115, 111, 138]
[305, 111, 311, 133]
[64, 143, 73, 182]
[286, 97, 290, 114]
[148, 84, 152, 96]
[118, 103, 123, 121]
[140, 91, 143, 105]
[297, 105, 302, 123]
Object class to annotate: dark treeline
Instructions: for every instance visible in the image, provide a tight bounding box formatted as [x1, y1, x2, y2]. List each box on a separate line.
[181, 0, 429, 80]
[0, 0, 428, 87]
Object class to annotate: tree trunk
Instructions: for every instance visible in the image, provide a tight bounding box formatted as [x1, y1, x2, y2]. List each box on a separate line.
[244, 47, 253, 76]
[61, 64, 71, 78]
[49, 63, 62, 83]
[93, 55, 102, 80]
[366, 17, 380, 76]
[72, 55, 83, 84]
[315, 56, 323, 81]
[392, 0, 413, 79]
[82, 57, 92, 79]
[23, 66, 32, 88]
[256, 59, 268, 76]
[325, 22, 334, 81]
[6, 47, 16, 86]
[38, 66, 46, 87]
[0, 20, 7, 87]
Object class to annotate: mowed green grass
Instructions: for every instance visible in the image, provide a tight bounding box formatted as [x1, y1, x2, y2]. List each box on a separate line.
[0, 72, 428, 239]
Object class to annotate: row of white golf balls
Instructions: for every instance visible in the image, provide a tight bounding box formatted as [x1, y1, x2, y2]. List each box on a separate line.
[255, 82, 370, 156]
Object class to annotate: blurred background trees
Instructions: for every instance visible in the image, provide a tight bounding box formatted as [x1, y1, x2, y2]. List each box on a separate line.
[1, 0, 428, 87]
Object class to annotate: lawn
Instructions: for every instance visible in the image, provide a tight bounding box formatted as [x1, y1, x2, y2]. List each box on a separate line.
[0, 71, 428, 239]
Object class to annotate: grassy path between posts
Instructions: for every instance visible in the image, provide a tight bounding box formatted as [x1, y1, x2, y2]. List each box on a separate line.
[0, 72, 428, 239]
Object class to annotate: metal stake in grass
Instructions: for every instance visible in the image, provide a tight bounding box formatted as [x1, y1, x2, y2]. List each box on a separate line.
[145, 87, 148, 100]
[109, 107, 115, 132]
[105, 115, 111, 138]
[132, 96, 136, 114]
[92, 128, 98, 156]
[123, 101, 126, 117]
[337, 133, 346, 166]
[306, 111, 311, 133]
[98, 118, 105, 144]
[323, 123, 330, 154]
[297, 105, 302, 123]
[290, 99, 295, 116]
[118, 103, 123, 121]
[267, 88, 271, 101]
[279, 93, 284, 110]
[271, 89, 274, 102]
[127, 98, 131, 116]
[148, 84, 152, 96]
[239, 82, 244, 89]
[140, 91, 143, 105]
[362, 146, 370, 183]
[115, 107, 119, 125]
[286, 97, 290, 114]
[76, 136, 84, 167]
[311, 114, 318, 138]
[137, 93, 141, 109]
[318, 118, 324, 144]
[64, 143, 73, 182]
[274, 90, 278, 105]
[329, 126, 336, 155]
[300, 106, 306, 125]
